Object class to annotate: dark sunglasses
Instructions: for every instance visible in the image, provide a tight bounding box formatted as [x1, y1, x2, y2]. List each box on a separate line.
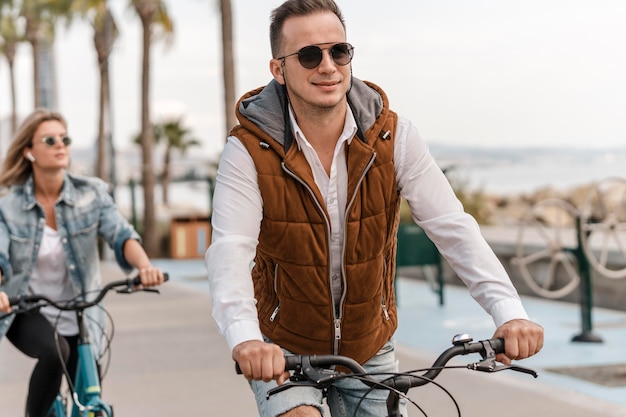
[41, 136, 72, 147]
[278, 42, 354, 69]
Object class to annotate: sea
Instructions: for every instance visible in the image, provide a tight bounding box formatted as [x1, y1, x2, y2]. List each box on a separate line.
[430, 145, 626, 196]
[109, 146, 625, 216]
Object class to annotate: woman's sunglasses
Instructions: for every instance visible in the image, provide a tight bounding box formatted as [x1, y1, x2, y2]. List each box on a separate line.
[278, 42, 354, 69]
[41, 136, 72, 147]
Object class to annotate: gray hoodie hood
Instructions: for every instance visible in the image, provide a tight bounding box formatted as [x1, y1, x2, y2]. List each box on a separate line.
[238, 77, 383, 151]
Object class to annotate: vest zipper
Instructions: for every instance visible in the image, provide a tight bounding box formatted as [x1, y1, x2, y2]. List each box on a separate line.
[282, 163, 340, 351]
[381, 297, 390, 320]
[270, 264, 280, 322]
[283, 150, 377, 356]
[338, 152, 378, 354]
[334, 319, 341, 340]
[382, 260, 390, 320]
[270, 305, 280, 322]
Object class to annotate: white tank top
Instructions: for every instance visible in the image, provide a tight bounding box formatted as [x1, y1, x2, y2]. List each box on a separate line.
[28, 225, 79, 336]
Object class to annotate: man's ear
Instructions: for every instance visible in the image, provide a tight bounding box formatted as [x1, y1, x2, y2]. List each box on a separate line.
[270, 59, 286, 85]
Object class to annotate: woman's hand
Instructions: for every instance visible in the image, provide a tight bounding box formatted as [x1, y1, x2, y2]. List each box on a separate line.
[137, 266, 165, 287]
[123, 239, 165, 287]
[0, 291, 11, 314]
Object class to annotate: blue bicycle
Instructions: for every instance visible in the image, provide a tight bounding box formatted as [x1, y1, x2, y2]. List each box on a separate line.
[5, 274, 167, 417]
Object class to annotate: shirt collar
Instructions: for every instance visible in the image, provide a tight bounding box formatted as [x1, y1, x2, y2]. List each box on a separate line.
[288, 104, 358, 151]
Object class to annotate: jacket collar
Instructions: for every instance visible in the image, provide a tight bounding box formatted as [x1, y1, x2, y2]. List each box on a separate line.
[22, 172, 76, 210]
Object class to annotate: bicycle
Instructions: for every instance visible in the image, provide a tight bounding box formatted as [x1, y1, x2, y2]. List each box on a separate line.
[3, 273, 168, 417]
[237, 334, 538, 417]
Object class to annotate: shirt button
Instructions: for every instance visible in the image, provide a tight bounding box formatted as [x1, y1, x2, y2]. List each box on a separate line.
[62, 238, 68, 244]
[332, 274, 339, 280]
[69, 264, 76, 270]
[328, 198, 335, 204]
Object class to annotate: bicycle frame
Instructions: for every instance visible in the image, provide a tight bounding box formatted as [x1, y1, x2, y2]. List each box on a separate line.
[50, 310, 112, 417]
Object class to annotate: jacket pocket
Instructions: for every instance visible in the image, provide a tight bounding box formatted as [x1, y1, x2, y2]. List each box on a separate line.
[9, 233, 35, 274]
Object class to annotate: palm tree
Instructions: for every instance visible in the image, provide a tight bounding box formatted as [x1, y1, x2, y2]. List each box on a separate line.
[133, 118, 200, 206]
[131, 0, 173, 256]
[71, 0, 119, 183]
[218, 0, 236, 139]
[0, 8, 20, 136]
[19, 0, 70, 109]
[154, 118, 200, 205]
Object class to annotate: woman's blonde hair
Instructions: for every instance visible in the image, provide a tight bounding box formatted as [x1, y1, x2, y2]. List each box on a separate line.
[0, 108, 67, 188]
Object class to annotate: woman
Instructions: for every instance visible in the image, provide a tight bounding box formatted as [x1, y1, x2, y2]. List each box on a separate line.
[0, 109, 165, 417]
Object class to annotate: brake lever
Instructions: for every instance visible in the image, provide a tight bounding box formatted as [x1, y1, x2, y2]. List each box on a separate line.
[266, 374, 340, 399]
[10, 302, 44, 316]
[468, 361, 538, 377]
[467, 340, 538, 378]
[266, 360, 342, 400]
[116, 286, 160, 295]
[266, 379, 320, 399]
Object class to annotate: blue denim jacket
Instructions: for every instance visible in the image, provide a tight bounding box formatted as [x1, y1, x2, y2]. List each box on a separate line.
[0, 172, 140, 352]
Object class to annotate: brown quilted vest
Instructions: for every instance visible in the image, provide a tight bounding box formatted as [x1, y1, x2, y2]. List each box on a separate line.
[232, 81, 401, 365]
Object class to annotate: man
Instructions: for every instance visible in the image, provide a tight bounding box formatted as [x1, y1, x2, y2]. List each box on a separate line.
[206, 1, 544, 416]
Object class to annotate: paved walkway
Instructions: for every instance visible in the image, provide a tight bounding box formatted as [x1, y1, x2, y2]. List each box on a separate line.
[1, 258, 625, 416]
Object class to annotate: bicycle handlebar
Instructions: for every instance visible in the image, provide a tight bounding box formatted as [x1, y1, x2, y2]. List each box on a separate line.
[283, 337, 508, 388]
[236, 334, 537, 394]
[8, 273, 169, 312]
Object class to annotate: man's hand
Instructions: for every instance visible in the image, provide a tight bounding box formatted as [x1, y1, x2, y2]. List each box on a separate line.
[492, 319, 544, 365]
[233, 340, 289, 384]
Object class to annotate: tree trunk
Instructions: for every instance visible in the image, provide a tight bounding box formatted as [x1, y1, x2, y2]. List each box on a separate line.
[162, 148, 170, 206]
[139, 14, 158, 256]
[31, 38, 41, 108]
[220, 0, 237, 139]
[96, 53, 110, 181]
[94, 10, 113, 182]
[9, 62, 17, 134]
[6, 48, 17, 135]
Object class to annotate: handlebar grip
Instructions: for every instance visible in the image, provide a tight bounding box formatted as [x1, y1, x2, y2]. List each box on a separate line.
[234, 354, 303, 375]
[284, 355, 301, 371]
[490, 338, 505, 354]
[131, 272, 169, 286]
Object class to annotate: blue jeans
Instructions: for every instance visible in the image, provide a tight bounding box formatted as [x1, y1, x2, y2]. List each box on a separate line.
[250, 338, 407, 417]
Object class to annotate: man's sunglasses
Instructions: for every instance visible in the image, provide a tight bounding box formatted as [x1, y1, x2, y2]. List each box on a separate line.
[41, 136, 72, 146]
[278, 42, 354, 69]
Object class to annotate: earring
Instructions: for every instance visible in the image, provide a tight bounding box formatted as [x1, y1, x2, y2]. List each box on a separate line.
[26, 151, 36, 162]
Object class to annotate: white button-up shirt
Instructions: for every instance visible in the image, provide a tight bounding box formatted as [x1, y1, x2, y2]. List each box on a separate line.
[206, 107, 528, 351]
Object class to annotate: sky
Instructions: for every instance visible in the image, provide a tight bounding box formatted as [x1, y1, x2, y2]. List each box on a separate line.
[1, 0, 625, 162]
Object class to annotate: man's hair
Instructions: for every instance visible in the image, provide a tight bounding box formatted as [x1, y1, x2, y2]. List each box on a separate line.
[270, 0, 346, 58]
